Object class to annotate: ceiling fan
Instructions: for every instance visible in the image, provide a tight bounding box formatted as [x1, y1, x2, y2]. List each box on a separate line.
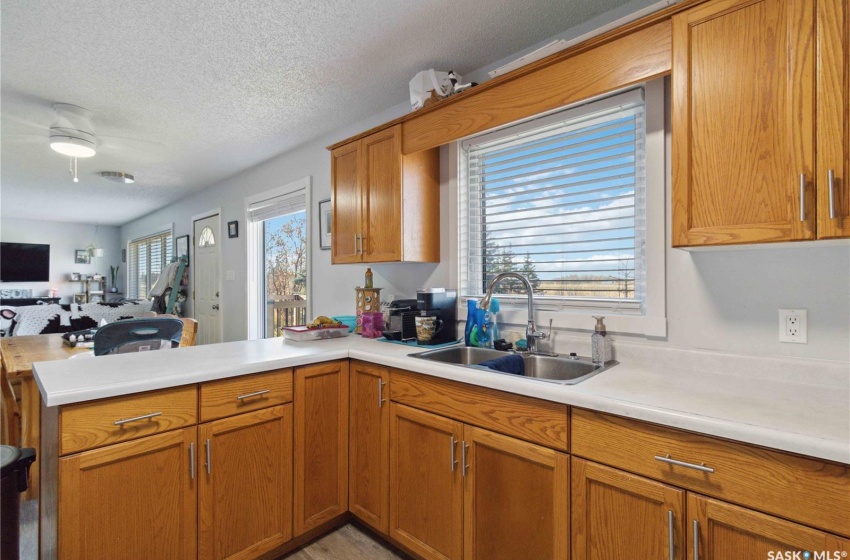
[2, 99, 168, 183]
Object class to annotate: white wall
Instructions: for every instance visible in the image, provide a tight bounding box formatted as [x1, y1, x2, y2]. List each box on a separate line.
[0, 218, 123, 303]
[121, 2, 850, 363]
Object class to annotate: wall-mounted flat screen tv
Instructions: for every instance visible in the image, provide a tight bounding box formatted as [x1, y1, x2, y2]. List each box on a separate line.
[0, 243, 50, 282]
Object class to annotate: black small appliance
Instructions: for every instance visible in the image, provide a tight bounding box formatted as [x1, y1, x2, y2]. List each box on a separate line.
[411, 288, 458, 345]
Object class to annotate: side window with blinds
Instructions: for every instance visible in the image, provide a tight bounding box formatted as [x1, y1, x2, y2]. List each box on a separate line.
[460, 88, 647, 313]
[128, 231, 173, 299]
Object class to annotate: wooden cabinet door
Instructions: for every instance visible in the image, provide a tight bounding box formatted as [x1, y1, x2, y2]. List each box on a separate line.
[293, 360, 349, 535]
[816, 0, 850, 238]
[390, 403, 463, 560]
[361, 125, 402, 262]
[572, 458, 685, 560]
[331, 140, 362, 263]
[463, 425, 569, 560]
[688, 494, 850, 559]
[198, 405, 293, 560]
[672, 0, 816, 246]
[349, 361, 390, 534]
[58, 427, 197, 560]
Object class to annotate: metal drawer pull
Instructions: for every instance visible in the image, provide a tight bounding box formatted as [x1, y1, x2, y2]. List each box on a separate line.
[377, 379, 386, 408]
[654, 454, 714, 473]
[668, 510, 674, 560]
[828, 169, 836, 219]
[799, 173, 806, 222]
[205, 439, 211, 475]
[189, 442, 195, 480]
[450, 436, 458, 471]
[113, 412, 162, 426]
[693, 519, 699, 560]
[461, 441, 469, 477]
[236, 389, 270, 401]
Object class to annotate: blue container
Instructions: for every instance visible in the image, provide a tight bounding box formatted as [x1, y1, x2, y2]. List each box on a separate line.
[332, 315, 357, 333]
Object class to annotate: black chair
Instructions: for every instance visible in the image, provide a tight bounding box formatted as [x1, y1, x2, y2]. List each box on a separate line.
[92, 318, 184, 357]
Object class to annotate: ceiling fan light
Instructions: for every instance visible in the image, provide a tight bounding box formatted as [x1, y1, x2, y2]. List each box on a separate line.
[100, 171, 135, 184]
[50, 136, 97, 158]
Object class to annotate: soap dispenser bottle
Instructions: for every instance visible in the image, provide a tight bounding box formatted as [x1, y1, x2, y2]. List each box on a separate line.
[591, 316, 612, 365]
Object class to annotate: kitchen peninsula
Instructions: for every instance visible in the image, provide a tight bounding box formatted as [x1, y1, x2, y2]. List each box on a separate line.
[33, 337, 850, 559]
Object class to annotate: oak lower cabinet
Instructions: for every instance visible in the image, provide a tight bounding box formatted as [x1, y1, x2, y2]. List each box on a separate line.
[293, 360, 349, 536]
[330, 124, 440, 263]
[571, 457, 684, 560]
[389, 402, 570, 560]
[572, 408, 850, 559]
[58, 427, 198, 560]
[689, 494, 849, 560]
[198, 405, 293, 560]
[348, 361, 390, 533]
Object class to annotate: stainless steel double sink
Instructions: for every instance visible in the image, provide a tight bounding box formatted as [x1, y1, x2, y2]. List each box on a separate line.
[409, 346, 617, 385]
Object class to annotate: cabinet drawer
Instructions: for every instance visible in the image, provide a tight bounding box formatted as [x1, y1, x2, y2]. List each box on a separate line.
[60, 386, 198, 455]
[390, 369, 568, 451]
[572, 408, 850, 537]
[200, 369, 292, 422]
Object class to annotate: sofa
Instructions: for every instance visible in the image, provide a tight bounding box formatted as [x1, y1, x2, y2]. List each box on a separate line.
[0, 301, 155, 337]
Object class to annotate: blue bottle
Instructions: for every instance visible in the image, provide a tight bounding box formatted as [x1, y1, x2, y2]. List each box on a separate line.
[464, 299, 477, 346]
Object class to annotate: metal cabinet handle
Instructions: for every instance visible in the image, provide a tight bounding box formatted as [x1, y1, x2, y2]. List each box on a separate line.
[354, 234, 358, 254]
[828, 169, 836, 219]
[378, 380, 387, 408]
[359, 234, 364, 255]
[113, 411, 162, 426]
[450, 436, 458, 471]
[693, 520, 699, 560]
[800, 173, 806, 222]
[654, 454, 714, 473]
[668, 510, 674, 560]
[204, 438, 211, 475]
[461, 441, 469, 477]
[236, 389, 270, 401]
[189, 442, 196, 480]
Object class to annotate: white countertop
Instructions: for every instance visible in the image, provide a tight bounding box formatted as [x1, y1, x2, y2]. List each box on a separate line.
[32, 336, 850, 464]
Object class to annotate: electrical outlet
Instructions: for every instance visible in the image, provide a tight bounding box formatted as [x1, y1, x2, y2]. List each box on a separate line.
[779, 309, 807, 343]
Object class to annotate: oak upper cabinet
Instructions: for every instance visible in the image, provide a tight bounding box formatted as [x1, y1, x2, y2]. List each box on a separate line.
[293, 360, 349, 536]
[390, 403, 463, 560]
[688, 494, 849, 559]
[349, 361, 390, 534]
[816, 0, 850, 238]
[330, 124, 440, 263]
[389, 402, 570, 560]
[463, 425, 569, 560]
[572, 458, 684, 560]
[671, 0, 817, 246]
[58, 427, 198, 560]
[198, 405, 293, 560]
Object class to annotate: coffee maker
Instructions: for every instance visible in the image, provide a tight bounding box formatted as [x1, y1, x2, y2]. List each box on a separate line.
[411, 288, 457, 345]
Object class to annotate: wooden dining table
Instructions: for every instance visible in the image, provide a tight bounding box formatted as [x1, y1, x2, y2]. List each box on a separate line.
[1, 334, 91, 499]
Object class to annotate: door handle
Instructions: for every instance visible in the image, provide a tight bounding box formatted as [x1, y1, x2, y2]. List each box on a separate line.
[799, 173, 806, 222]
[189, 442, 195, 480]
[450, 436, 458, 471]
[205, 438, 212, 475]
[377, 379, 386, 408]
[461, 441, 469, 476]
[212, 304, 219, 310]
[692, 520, 699, 560]
[667, 510, 674, 560]
[828, 169, 836, 219]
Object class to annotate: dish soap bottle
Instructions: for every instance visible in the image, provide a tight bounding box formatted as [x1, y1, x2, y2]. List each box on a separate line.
[464, 299, 477, 346]
[591, 316, 612, 365]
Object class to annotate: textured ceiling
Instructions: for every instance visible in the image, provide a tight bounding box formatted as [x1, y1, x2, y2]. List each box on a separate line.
[1, 0, 634, 226]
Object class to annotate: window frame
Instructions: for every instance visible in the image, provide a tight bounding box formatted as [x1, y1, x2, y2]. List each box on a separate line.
[245, 176, 313, 340]
[452, 79, 666, 337]
[126, 227, 174, 300]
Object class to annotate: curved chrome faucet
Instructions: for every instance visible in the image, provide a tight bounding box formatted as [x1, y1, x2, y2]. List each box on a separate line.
[479, 272, 549, 353]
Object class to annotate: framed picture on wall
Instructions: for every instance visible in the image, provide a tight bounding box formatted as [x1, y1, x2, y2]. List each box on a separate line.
[75, 249, 90, 264]
[175, 235, 190, 266]
[319, 198, 331, 250]
[227, 221, 239, 238]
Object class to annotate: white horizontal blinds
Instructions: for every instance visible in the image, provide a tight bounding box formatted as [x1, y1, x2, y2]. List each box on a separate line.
[461, 88, 646, 310]
[248, 189, 306, 222]
[127, 231, 172, 299]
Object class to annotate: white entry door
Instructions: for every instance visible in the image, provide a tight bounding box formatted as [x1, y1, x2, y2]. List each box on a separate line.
[194, 215, 221, 345]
